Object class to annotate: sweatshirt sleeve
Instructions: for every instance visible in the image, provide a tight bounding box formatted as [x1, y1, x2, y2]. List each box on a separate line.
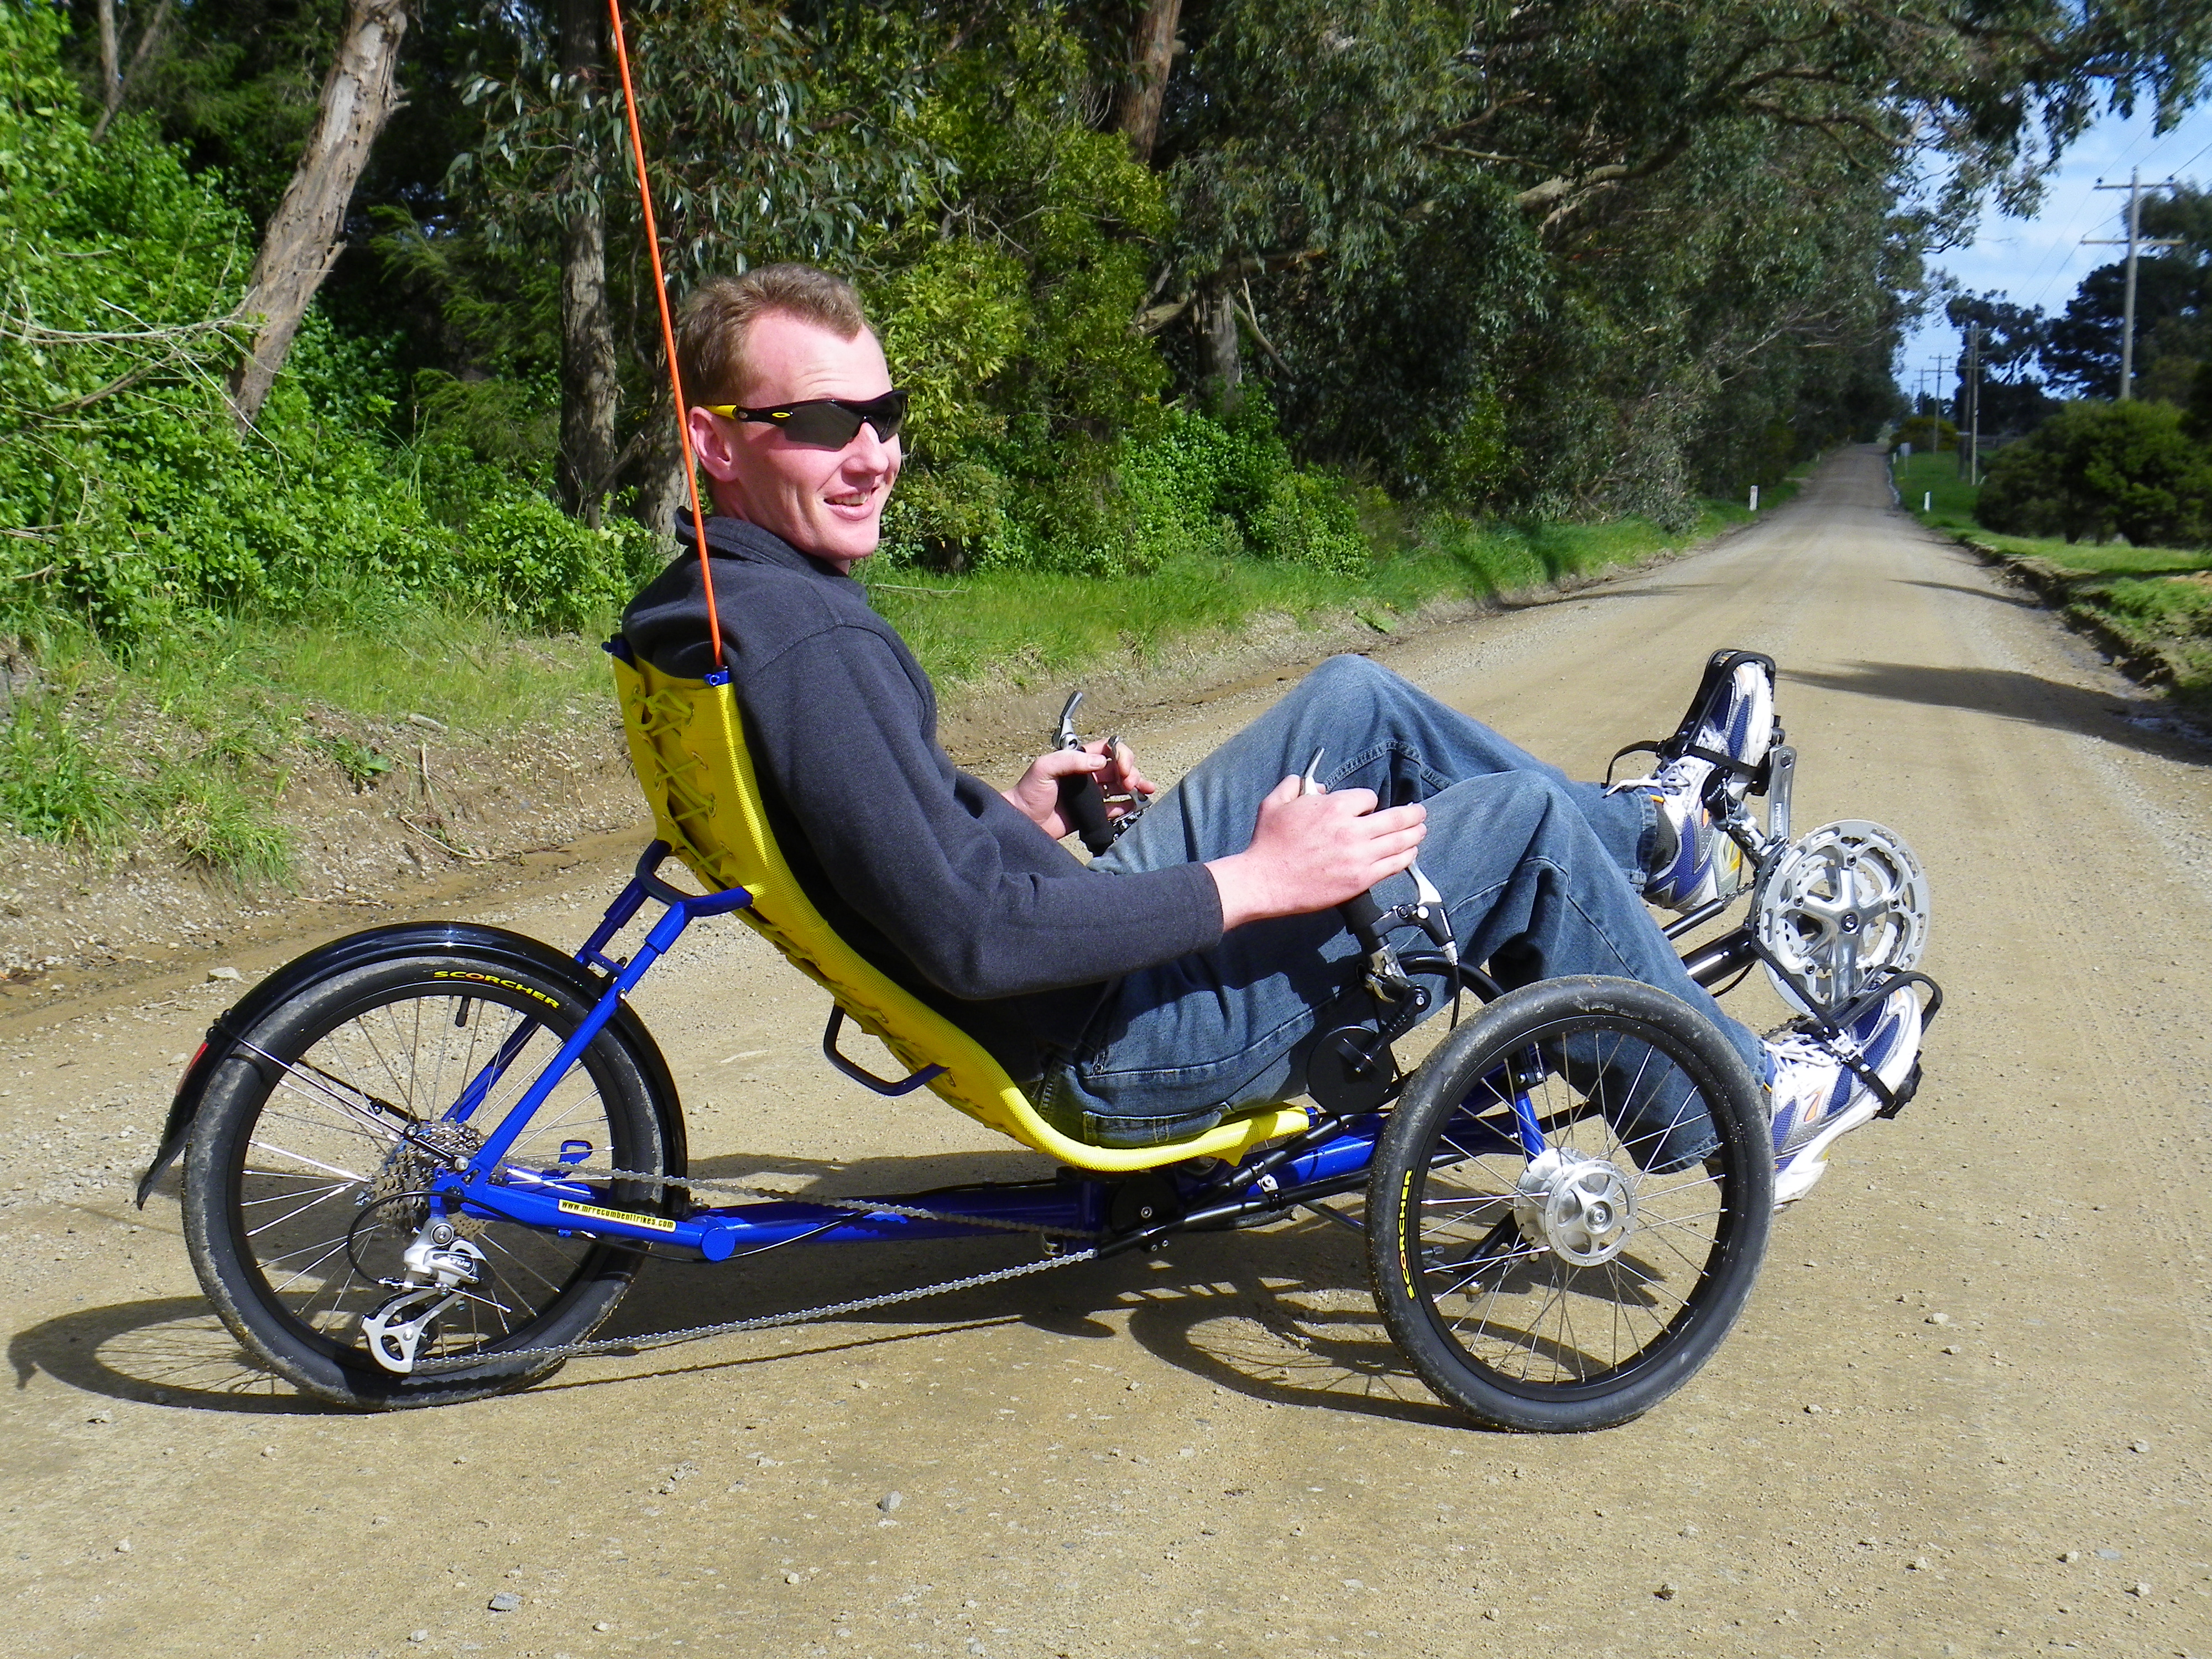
[742, 620, 1224, 1000]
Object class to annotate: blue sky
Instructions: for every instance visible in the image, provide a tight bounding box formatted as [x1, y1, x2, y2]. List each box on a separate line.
[1896, 101, 2212, 393]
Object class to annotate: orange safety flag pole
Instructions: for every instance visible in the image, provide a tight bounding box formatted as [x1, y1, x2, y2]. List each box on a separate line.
[606, 0, 724, 672]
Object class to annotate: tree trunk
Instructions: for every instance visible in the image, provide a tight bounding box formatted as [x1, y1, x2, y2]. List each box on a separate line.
[632, 415, 690, 551]
[91, 0, 174, 143]
[555, 0, 618, 528]
[1197, 284, 1241, 414]
[1117, 0, 1181, 164]
[225, 0, 410, 427]
[96, 0, 120, 112]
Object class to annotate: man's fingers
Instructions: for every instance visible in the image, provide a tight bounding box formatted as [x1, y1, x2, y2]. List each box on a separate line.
[1039, 748, 1108, 779]
[1322, 786, 1380, 817]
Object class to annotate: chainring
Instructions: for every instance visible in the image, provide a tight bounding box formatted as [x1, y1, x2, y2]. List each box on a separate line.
[1754, 819, 1930, 1010]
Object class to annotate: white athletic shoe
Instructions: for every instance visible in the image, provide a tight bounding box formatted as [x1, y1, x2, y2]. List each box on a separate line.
[1619, 653, 1776, 911]
[1764, 983, 1923, 1206]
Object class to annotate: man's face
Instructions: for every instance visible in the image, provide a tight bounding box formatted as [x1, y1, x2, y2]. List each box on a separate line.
[690, 311, 901, 574]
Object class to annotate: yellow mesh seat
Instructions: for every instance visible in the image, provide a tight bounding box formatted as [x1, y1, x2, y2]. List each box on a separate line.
[611, 654, 1310, 1173]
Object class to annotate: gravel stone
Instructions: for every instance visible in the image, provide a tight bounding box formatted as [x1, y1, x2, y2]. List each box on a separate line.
[878, 1491, 902, 1513]
[487, 1592, 521, 1613]
[207, 967, 241, 983]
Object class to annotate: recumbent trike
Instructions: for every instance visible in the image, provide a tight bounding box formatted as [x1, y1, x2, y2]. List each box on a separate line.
[137, 648, 1938, 1431]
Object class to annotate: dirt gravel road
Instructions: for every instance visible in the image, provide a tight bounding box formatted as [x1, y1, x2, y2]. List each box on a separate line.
[5, 446, 2208, 1659]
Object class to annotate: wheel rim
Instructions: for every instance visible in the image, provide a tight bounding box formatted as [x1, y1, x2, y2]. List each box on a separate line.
[222, 982, 640, 1375]
[1408, 1014, 1750, 1397]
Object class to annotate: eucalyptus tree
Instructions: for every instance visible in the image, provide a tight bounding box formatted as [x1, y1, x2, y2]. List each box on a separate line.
[455, 0, 949, 527]
[1134, 0, 2212, 506]
[227, 0, 412, 425]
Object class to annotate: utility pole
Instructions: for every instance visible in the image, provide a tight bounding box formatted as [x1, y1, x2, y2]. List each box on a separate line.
[2085, 169, 2182, 400]
[1922, 356, 1948, 450]
[1970, 322, 1982, 483]
[1957, 322, 1982, 483]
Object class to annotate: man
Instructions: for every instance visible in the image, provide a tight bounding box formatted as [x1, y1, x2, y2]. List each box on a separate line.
[622, 265, 1919, 1201]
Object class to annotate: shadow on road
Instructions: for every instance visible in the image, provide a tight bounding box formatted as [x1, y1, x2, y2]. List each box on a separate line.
[1893, 577, 2046, 611]
[22, 1202, 1472, 1430]
[10, 1295, 317, 1415]
[1783, 660, 2212, 767]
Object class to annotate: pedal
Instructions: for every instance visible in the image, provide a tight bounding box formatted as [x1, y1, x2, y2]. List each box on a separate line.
[1875, 1057, 1922, 1121]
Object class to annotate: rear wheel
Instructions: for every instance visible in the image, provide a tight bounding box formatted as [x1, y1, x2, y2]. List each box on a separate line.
[181, 947, 670, 1409]
[1366, 976, 1771, 1432]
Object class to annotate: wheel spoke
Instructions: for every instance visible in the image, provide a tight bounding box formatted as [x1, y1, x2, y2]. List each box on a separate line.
[1377, 992, 1769, 1427]
[185, 957, 661, 1404]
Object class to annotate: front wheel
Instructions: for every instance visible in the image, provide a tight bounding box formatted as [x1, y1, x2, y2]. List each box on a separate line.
[181, 942, 672, 1409]
[1366, 976, 1771, 1432]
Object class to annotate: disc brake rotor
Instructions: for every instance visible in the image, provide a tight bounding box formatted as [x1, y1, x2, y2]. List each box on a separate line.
[1754, 819, 1930, 1009]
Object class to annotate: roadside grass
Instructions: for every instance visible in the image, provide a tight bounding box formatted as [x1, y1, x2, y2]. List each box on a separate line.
[1, 595, 612, 879]
[873, 496, 1765, 687]
[1, 491, 1768, 875]
[1895, 449, 2212, 700]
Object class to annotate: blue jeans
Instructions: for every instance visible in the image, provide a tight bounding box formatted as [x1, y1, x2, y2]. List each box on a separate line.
[1035, 655, 1764, 1164]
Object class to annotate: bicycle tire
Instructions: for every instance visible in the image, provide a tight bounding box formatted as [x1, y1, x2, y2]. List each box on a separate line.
[181, 946, 671, 1409]
[1365, 975, 1771, 1432]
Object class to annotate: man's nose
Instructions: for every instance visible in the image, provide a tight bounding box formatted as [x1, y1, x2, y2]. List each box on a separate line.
[849, 422, 897, 472]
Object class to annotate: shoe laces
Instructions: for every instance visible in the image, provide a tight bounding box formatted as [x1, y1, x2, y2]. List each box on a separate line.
[1612, 752, 1712, 802]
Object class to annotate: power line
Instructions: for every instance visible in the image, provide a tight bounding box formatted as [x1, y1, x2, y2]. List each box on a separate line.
[2083, 170, 2183, 398]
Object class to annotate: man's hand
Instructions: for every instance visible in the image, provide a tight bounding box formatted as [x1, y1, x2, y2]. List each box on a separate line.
[1206, 775, 1427, 931]
[1003, 738, 1158, 841]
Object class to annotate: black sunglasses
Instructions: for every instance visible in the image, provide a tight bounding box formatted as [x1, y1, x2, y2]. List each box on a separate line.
[702, 388, 908, 448]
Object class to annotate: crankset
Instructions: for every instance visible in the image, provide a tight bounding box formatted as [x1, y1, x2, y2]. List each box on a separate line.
[1752, 818, 1930, 1010]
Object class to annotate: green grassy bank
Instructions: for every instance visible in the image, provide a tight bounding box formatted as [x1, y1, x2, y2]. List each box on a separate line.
[1, 495, 1767, 879]
[1896, 448, 2212, 700]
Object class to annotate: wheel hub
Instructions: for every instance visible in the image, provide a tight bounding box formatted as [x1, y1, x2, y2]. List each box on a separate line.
[1513, 1148, 1637, 1266]
[364, 1119, 486, 1234]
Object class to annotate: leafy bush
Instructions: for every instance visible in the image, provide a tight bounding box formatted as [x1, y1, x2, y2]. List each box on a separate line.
[461, 497, 659, 632]
[0, 11, 647, 653]
[1896, 415, 1957, 453]
[1978, 401, 2212, 547]
[883, 397, 1374, 579]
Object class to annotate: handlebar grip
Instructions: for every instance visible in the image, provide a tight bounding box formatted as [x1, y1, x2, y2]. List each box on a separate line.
[1057, 771, 1115, 856]
[1339, 888, 1387, 952]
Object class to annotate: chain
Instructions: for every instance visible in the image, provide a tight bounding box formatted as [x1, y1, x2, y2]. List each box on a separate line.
[405, 1164, 1105, 1376]
[411, 1243, 1096, 1375]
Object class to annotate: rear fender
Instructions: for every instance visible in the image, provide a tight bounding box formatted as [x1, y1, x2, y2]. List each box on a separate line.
[134, 922, 687, 1206]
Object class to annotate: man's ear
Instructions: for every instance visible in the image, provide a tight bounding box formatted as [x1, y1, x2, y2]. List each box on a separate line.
[688, 406, 740, 484]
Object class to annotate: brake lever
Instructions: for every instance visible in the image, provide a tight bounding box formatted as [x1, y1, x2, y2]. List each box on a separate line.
[1054, 690, 1117, 856]
[1303, 748, 1459, 1017]
[1305, 748, 1410, 996]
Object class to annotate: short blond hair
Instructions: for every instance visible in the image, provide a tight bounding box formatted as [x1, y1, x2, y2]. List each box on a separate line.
[676, 264, 871, 409]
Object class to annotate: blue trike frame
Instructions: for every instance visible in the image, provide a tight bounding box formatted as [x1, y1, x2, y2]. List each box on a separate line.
[422, 841, 1535, 1266]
